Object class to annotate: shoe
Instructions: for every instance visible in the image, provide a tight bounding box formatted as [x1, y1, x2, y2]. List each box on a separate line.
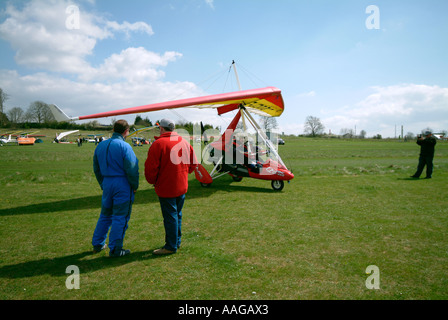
[92, 244, 107, 253]
[153, 248, 175, 255]
[109, 248, 131, 257]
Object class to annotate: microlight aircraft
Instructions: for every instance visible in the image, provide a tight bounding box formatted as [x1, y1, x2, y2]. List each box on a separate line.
[53, 130, 80, 143]
[128, 126, 157, 146]
[48, 86, 294, 190]
[129, 126, 157, 138]
[17, 133, 37, 145]
[0, 134, 18, 146]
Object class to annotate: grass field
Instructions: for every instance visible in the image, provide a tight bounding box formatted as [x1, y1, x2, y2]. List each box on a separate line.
[1, 129, 447, 300]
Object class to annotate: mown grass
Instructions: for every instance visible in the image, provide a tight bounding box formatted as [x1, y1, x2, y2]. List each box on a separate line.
[0, 131, 447, 300]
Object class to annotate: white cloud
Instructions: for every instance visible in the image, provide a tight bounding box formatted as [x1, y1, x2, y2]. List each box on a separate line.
[0, 68, 206, 119]
[0, 0, 214, 127]
[81, 47, 183, 82]
[321, 84, 448, 137]
[0, 0, 153, 73]
[352, 84, 448, 122]
[105, 20, 154, 37]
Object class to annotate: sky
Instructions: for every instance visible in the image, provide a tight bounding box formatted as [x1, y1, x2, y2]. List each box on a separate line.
[0, 0, 447, 137]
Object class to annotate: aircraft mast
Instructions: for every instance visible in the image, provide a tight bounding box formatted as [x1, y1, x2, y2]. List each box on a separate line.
[231, 60, 248, 132]
[232, 60, 242, 91]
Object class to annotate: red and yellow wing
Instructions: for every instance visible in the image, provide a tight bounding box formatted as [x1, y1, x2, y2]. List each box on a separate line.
[71, 87, 284, 121]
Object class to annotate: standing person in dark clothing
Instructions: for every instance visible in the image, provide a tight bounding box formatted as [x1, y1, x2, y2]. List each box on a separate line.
[410, 130, 437, 179]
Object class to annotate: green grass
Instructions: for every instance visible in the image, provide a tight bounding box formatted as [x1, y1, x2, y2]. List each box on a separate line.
[1, 131, 447, 300]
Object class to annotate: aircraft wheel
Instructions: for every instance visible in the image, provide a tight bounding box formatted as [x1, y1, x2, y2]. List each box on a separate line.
[200, 182, 211, 188]
[232, 176, 243, 182]
[271, 180, 284, 191]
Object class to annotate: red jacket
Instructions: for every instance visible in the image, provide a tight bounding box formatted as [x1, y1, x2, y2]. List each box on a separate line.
[145, 132, 198, 198]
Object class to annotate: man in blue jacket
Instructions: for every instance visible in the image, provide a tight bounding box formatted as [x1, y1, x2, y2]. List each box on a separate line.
[92, 120, 139, 257]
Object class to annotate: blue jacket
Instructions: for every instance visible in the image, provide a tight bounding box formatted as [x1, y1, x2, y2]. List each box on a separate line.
[93, 133, 139, 192]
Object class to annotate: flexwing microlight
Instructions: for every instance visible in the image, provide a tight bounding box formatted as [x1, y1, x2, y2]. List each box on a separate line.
[49, 86, 293, 190]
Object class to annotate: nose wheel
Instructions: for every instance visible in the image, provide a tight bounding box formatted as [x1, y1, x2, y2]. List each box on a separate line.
[271, 180, 284, 191]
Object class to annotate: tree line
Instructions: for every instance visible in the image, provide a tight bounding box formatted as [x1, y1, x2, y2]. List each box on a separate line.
[303, 115, 447, 139]
[303, 115, 380, 139]
[0, 100, 113, 131]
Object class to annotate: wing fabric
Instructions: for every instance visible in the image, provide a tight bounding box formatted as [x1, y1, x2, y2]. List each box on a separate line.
[71, 87, 284, 121]
[210, 111, 241, 151]
[56, 130, 79, 140]
[128, 126, 157, 138]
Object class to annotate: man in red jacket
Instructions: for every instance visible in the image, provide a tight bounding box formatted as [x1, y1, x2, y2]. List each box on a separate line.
[145, 119, 198, 255]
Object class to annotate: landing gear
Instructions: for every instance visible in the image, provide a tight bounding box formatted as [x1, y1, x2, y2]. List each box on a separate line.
[271, 180, 284, 191]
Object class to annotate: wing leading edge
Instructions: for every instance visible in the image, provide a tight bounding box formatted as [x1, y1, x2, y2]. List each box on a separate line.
[50, 87, 284, 122]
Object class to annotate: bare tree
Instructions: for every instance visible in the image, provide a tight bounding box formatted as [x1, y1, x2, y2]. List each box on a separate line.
[25, 101, 55, 123]
[7, 107, 25, 124]
[304, 116, 325, 137]
[0, 88, 9, 114]
[259, 115, 278, 132]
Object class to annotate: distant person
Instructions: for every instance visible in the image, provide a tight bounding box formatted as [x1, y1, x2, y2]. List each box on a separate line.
[410, 130, 437, 179]
[145, 119, 198, 255]
[92, 119, 139, 257]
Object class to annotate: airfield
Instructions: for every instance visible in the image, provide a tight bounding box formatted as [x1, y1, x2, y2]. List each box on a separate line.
[0, 129, 447, 300]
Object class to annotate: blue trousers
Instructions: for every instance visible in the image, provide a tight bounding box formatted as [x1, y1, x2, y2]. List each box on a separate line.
[92, 178, 133, 252]
[92, 202, 132, 252]
[159, 194, 185, 252]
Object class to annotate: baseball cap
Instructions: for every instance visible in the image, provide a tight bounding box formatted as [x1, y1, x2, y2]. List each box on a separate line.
[159, 118, 175, 131]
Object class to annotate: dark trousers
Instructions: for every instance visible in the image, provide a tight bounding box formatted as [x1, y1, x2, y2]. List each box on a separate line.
[413, 155, 434, 178]
[158, 194, 185, 252]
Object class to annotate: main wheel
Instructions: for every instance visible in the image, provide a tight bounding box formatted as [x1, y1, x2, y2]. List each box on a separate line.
[200, 182, 211, 188]
[232, 176, 243, 182]
[271, 180, 284, 191]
